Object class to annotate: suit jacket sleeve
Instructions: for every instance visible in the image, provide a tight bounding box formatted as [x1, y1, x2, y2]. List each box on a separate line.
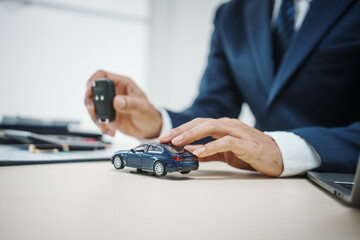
[167, 4, 244, 128]
[290, 122, 360, 173]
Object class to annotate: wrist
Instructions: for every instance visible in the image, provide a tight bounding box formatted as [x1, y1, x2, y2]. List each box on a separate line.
[143, 108, 163, 139]
[256, 134, 283, 177]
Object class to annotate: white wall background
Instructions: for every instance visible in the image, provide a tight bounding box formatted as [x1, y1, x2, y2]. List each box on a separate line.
[149, 0, 223, 111]
[0, 0, 150, 132]
[0, 0, 254, 142]
[149, 0, 255, 126]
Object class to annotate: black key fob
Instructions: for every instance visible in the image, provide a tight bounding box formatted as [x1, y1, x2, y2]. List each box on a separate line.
[92, 79, 116, 123]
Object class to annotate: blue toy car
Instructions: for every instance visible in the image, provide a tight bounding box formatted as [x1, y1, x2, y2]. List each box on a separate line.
[111, 143, 199, 176]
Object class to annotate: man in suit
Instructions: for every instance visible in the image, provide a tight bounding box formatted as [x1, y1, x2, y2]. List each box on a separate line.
[85, 0, 360, 177]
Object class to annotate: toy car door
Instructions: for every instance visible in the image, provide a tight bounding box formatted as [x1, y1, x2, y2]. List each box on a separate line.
[127, 144, 148, 167]
[142, 145, 163, 170]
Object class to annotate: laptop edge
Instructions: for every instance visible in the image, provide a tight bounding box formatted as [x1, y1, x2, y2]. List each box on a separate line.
[307, 156, 360, 208]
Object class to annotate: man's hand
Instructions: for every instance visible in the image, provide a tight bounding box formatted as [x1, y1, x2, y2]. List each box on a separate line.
[84, 70, 162, 139]
[159, 118, 283, 177]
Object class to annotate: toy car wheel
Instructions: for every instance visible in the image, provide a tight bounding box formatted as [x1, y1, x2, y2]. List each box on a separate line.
[113, 155, 124, 169]
[180, 171, 190, 174]
[153, 161, 166, 176]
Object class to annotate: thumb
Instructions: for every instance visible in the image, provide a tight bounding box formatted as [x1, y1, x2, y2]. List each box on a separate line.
[113, 95, 148, 114]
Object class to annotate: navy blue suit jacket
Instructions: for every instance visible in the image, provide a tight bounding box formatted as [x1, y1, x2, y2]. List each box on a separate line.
[166, 0, 360, 173]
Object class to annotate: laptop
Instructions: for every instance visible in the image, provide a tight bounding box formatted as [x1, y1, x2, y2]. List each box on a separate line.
[307, 156, 360, 208]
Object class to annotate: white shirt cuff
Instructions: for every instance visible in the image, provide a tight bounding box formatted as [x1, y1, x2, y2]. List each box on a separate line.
[265, 131, 321, 177]
[138, 106, 173, 143]
[157, 106, 173, 136]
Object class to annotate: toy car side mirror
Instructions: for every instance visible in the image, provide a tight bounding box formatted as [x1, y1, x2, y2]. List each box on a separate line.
[130, 149, 135, 153]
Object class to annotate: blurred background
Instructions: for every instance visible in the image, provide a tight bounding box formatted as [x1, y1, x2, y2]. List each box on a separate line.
[0, 0, 254, 143]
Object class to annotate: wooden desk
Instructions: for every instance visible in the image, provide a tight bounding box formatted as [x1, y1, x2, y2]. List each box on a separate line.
[0, 161, 359, 240]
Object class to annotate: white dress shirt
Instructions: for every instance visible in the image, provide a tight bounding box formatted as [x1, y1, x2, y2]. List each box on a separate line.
[150, 0, 321, 177]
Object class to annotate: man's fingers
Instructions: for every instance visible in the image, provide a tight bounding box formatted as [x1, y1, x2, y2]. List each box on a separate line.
[86, 103, 115, 136]
[183, 144, 203, 152]
[197, 154, 224, 162]
[184, 145, 224, 162]
[86, 100, 95, 116]
[84, 86, 93, 108]
[84, 86, 97, 123]
[159, 118, 208, 142]
[191, 137, 255, 169]
[185, 143, 253, 170]
[87, 70, 131, 94]
[85, 85, 92, 99]
[113, 95, 148, 115]
[100, 125, 116, 136]
[171, 120, 232, 146]
[95, 123, 115, 136]
[171, 124, 209, 145]
[160, 118, 239, 144]
[193, 136, 246, 158]
[161, 118, 236, 145]
[87, 69, 107, 87]
[161, 118, 254, 146]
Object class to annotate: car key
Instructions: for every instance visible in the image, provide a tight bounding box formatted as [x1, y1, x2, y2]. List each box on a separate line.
[92, 79, 116, 123]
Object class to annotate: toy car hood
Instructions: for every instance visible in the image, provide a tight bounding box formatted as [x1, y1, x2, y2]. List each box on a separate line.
[113, 149, 129, 156]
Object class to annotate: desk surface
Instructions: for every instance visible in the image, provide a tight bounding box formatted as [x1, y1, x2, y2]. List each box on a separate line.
[0, 161, 359, 240]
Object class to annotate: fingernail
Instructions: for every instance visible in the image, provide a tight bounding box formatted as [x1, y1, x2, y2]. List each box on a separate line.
[159, 132, 171, 140]
[193, 147, 205, 156]
[173, 134, 183, 143]
[115, 96, 126, 108]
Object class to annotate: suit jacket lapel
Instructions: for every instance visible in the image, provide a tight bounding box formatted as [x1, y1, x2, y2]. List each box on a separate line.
[243, 0, 274, 93]
[266, 0, 355, 109]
